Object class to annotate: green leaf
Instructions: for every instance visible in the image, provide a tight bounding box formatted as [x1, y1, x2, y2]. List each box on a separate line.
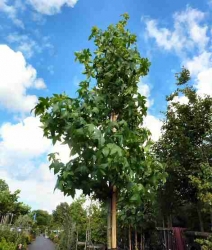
[102, 147, 109, 157]
[130, 193, 140, 202]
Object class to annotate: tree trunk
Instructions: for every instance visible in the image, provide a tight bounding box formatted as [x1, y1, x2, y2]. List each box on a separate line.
[111, 112, 117, 250]
[111, 186, 117, 250]
[135, 228, 138, 250]
[140, 233, 142, 250]
[163, 217, 167, 248]
[197, 205, 204, 232]
[167, 214, 172, 249]
[107, 197, 112, 250]
[210, 208, 212, 232]
[167, 214, 172, 228]
[129, 225, 131, 250]
[140, 231, 144, 250]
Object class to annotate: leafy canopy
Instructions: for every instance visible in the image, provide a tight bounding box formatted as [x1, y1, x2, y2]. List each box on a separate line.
[0, 179, 21, 216]
[155, 67, 212, 213]
[34, 14, 165, 201]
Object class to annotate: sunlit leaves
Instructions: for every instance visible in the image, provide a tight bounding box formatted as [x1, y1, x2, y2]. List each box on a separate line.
[34, 14, 165, 203]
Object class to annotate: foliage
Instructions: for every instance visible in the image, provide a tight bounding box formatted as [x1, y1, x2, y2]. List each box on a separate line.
[0, 180, 9, 191]
[14, 214, 33, 229]
[69, 196, 87, 241]
[52, 197, 87, 241]
[13, 203, 31, 218]
[56, 204, 76, 250]
[32, 209, 52, 228]
[34, 14, 166, 213]
[0, 238, 16, 250]
[0, 179, 31, 226]
[0, 227, 30, 250]
[53, 202, 70, 227]
[0, 179, 20, 216]
[155, 68, 212, 228]
[88, 202, 107, 244]
[196, 236, 212, 250]
[190, 163, 212, 211]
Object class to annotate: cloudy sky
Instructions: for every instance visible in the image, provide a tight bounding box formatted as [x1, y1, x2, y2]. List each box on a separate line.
[0, 0, 211, 213]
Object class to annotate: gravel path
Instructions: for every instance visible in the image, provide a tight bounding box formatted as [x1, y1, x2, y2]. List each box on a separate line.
[28, 235, 55, 250]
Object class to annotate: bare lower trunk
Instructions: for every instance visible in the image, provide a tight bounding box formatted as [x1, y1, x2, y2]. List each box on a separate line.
[107, 197, 112, 250]
[135, 228, 138, 250]
[111, 186, 117, 249]
[197, 206, 204, 232]
[129, 226, 131, 250]
[210, 208, 212, 232]
[167, 214, 172, 249]
[111, 113, 117, 250]
[163, 218, 167, 248]
[140, 233, 142, 250]
[140, 232, 144, 250]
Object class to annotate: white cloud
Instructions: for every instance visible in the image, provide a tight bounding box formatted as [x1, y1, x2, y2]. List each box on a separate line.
[196, 68, 212, 96]
[7, 32, 54, 58]
[0, 115, 72, 175]
[0, 0, 24, 28]
[145, 6, 212, 97]
[172, 95, 189, 105]
[143, 115, 163, 141]
[27, 0, 78, 15]
[0, 116, 51, 160]
[185, 52, 211, 76]
[0, 115, 73, 212]
[7, 33, 53, 59]
[138, 79, 154, 107]
[0, 45, 46, 113]
[145, 6, 208, 54]
[145, 20, 178, 51]
[31, 12, 46, 24]
[0, 167, 74, 213]
[34, 78, 46, 89]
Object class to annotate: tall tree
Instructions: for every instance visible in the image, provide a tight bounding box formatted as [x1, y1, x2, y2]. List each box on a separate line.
[34, 14, 165, 248]
[155, 68, 212, 231]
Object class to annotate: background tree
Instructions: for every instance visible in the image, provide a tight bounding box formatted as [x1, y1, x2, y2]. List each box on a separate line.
[155, 68, 212, 232]
[88, 201, 107, 244]
[0, 179, 20, 218]
[69, 196, 87, 241]
[14, 214, 33, 229]
[32, 209, 52, 232]
[0, 179, 9, 191]
[55, 202, 76, 250]
[53, 202, 70, 228]
[34, 14, 166, 248]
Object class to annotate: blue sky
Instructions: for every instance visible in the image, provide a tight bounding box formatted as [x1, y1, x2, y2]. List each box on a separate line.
[0, 0, 211, 212]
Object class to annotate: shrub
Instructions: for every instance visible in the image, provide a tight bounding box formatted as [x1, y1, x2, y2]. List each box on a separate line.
[196, 236, 212, 250]
[0, 238, 16, 250]
[0, 227, 33, 249]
